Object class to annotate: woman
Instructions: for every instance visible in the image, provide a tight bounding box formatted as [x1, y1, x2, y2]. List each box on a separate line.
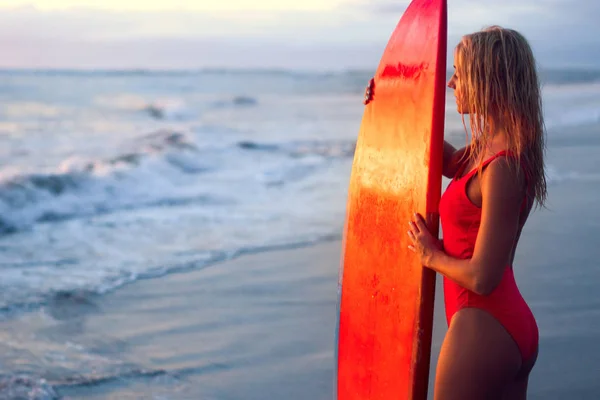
[407, 26, 547, 399]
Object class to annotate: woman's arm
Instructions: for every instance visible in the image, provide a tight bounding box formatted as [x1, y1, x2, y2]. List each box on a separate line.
[443, 140, 469, 179]
[409, 157, 526, 295]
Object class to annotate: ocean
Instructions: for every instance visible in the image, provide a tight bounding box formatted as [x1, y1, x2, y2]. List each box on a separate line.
[0, 68, 599, 399]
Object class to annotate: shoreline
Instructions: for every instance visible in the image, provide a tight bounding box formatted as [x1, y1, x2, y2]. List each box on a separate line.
[28, 239, 446, 400]
[54, 241, 347, 399]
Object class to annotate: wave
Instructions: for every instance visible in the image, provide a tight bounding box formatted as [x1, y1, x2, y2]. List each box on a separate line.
[0, 368, 179, 399]
[0, 132, 354, 235]
[238, 141, 280, 151]
[0, 233, 341, 319]
[237, 139, 356, 186]
[540, 69, 600, 85]
[237, 139, 356, 158]
[211, 96, 259, 109]
[547, 166, 600, 184]
[3, 102, 64, 119]
[54, 368, 170, 388]
[0, 375, 59, 400]
[0, 130, 212, 234]
[94, 94, 192, 120]
[545, 107, 600, 128]
[96, 94, 257, 121]
[144, 100, 190, 120]
[139, 94, 259, 120]
[0, 363, 229, 399]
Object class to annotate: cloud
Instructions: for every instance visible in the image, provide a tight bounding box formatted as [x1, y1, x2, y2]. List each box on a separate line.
[347, 0, 600, 67]
[0, 1, 598, 69]
[0, 6, 385, 70]
[358, 0, 598, 37]
[0, 6, 368, 42]
[0, 7, 246, 40]
[0, 36, 383, 70]
[354, 0, 410, 14]
[0, 0, 339, 12]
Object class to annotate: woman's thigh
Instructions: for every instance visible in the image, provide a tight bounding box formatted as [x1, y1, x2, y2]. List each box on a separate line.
[434, 308, 522, 400]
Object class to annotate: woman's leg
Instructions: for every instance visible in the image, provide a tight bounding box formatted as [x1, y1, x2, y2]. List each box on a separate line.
[434, 308, 522, 400]
[501, 377, 529, 400]
[502, 346, 538, 400]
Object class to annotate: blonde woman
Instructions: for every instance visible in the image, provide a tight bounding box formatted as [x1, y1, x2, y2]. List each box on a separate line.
[407, 26, 546, 399]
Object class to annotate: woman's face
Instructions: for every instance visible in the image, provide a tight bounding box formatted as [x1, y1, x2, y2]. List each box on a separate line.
[447, 48, 468, 114]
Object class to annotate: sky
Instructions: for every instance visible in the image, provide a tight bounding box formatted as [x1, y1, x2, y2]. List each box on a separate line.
[0, 0, 598, 70]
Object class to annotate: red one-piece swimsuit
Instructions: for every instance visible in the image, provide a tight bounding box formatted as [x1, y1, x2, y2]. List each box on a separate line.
[438, 150, 539, 362]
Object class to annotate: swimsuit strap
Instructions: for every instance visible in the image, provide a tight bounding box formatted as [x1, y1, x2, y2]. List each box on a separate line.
[459, 150, 531, 212]
[457, 150, 510, 181]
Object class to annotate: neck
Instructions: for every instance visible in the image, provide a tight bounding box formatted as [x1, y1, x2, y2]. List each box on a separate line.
[468, 114, 510, 160]
[472, 113, 508, 144]
[487, 113, 508, 140]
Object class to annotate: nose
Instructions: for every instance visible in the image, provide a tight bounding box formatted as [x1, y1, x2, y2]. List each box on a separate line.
[447, 76, 456, 90]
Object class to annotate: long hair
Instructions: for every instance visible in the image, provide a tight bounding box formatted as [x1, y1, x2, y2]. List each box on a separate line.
[456, 26, 547, 208]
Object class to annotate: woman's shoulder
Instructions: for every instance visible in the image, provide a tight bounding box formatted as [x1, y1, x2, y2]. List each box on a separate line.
[480, 154, 527, 197]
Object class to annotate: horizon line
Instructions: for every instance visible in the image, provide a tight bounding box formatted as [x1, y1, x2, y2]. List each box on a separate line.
[1, 65, 599, 74]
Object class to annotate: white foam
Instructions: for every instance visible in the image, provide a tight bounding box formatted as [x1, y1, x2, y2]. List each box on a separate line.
[93, 93, 191, 120]
[542, 83, 600, 129]
[0, 131, 210, 232]
[545, 105, 600, 129]
[94, 94, 147, 110]
[546, 165, 600, 184]
[145, 98, 191, 120]
[3, 102, 64, 118]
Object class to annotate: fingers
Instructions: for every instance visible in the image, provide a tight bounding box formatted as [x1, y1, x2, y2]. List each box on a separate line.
[408, 221, 419, 236]
[412, 212, 428, 231]
[408, 213, 425, 241]
[407, 212, 427, 253]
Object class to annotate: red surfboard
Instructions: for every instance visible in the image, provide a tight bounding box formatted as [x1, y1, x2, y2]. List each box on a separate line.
[336, 0, 447, 399]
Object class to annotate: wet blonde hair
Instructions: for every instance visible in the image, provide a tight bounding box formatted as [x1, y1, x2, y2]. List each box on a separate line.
[456, 26, 547, 208]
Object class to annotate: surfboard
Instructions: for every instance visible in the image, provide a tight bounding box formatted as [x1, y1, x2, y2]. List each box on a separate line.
[335, 0, 447, 399]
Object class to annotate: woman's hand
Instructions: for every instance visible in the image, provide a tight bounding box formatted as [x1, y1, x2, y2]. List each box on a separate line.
[407, 213, 442, 267]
